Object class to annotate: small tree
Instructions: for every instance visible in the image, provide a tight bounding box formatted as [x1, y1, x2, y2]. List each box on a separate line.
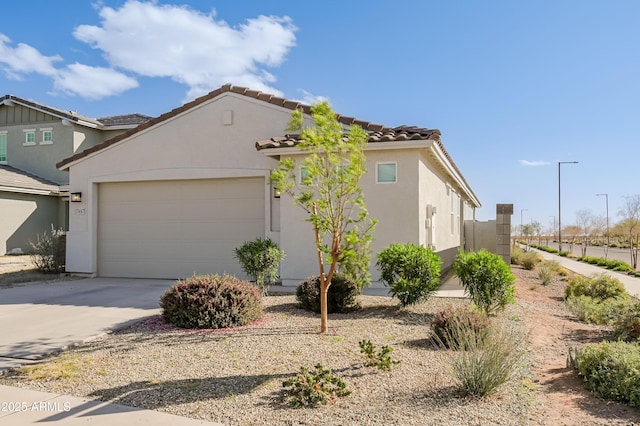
[619, 195, 640, 269]
[30, 225, 66, 273]
[271, 101, 376, 333]
[575, 209, 594, 257]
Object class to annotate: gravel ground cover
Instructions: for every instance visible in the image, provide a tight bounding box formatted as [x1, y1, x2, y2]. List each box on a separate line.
[0, 293, 533, 425]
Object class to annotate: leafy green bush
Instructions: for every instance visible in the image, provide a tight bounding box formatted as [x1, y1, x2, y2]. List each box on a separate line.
[438, 320, 525, 397]
[558, 251, 570, 257]
[453, 250, 516, 315]
[296, 274, 361, 313]
[359, 340, 400, 370]
[29, 225, 66, 273]
[282, 364, 351, 407]
[376, 243, 442, 307]
[613, 300, 640, 342]
[576, 256, 633, 272]
[564, 273, 629, 301]
[234, 237, 285, 295]
[566, 295, 633, 325]
[160, 274, 263, 329]
[431, 306, 490, 349]
[529, 244, 559, 254]
[577, 341, 640, 408]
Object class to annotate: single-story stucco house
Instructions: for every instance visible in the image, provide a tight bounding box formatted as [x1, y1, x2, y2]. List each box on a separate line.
[0, 95, 151, 255]
[57, 84, 481, 287]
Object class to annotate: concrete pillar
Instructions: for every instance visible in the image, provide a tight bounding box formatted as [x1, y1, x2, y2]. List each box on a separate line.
[496, 204, 513, 264]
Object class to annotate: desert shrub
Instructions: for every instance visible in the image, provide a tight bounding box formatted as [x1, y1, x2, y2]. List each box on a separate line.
[453, 250, 516, 315]
[613, 300, 640, 342]
[576, 256, 633, 272]
[576, 341, 640, 408]
[520, 251, 542, 270]
[558, 251, 570, 257]
[359, 340, 400, 370]
[282, 364, 351, 408]
[29, 225, 66, 273]
[431, 306, 490, 349]
[160, 274, 262, 329]
[564, 273, 628, 301]
[376, 243, 442, 307]
[296, 274, 361, 313]
[438, 320, 525, 397]
[536, 261, 559, 285]
[234, 237, 285, 295]
[566, 295, 633, 325]
[510, 244, 524, 265]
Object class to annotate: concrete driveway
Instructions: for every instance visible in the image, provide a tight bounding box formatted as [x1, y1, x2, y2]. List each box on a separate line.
[0, 278, 175, 371]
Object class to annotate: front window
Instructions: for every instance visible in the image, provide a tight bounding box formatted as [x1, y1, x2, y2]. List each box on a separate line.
[0, 132, 7, 163]
[376, 162, 397, 183]
[24, 129, 35, 145]
[41, 128, 53, 144]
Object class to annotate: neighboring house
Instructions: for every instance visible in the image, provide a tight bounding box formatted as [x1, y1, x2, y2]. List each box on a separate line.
[57, 84, 480, 287]
[0, 95, 151, 255]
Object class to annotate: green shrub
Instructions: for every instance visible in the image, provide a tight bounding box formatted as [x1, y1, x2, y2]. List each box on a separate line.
[234, 237, 285, 295]
[358, 340, 400, 370]
[376, 243, 442, 307]
[564, 273, 629, 301]
[566, 295, 633, 325]
[282, 364, 351, 407]
[510, 244, 524, 265]
[453, 250, 516, 315]
[577, 341, 640, 408]
[613, 300, 640, 342]
[520, 251, 542, 270]
[431, 306, 490, 349]
[438, 320, 525, 397]
[296, 274, 361, 313]
[559, 251, 570, 257]
[29, 225, 66, 273]
[536, 261, 559, 285]
[160, 274, 263, 329]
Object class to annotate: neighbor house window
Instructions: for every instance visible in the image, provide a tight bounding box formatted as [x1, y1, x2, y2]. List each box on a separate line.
[41, 128, 53, 145]
[299, 166, 311, 185]
[24, 129, 35, 145]
[376, 162, 397, 183]
[0, 132, 7, 163]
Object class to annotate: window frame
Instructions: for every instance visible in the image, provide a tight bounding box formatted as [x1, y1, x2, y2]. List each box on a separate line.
[0, 131, 7, 163]
[23, 129, 36, 146]
[376, 161, 397, 184]
[40, 128, 53, 145]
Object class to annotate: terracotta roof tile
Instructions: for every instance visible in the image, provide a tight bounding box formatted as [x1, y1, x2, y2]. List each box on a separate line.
[97, 113, 153, 126]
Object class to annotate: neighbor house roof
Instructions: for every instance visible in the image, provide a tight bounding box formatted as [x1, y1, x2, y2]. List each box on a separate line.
[0, 95, 151, 130]
[0, 165, 60, 195]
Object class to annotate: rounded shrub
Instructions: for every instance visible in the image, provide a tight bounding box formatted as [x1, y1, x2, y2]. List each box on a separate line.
[234, 237, 285, 295]
[613, 300, 640, 342]
[296, 274, 361, 313]
[160, 274, 263, 329]
[376, 243, 442, 307]
[577, 341, 640, 408]
[564, 273, 628, 301]
[453, 250, 515, 315]
[519, 251, 542, 270]
[431, 305, 490, 349]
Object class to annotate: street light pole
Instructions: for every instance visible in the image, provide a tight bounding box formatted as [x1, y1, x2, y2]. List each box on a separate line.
[596, 193, 609, 259]
[558, 161, 578, 253]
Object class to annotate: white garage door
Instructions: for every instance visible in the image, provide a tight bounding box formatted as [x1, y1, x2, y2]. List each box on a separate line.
[98, 178, 265, 279]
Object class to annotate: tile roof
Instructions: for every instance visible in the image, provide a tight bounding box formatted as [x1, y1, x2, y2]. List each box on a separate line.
[97, 113, 154, 126]
[0, 165, 60, 195]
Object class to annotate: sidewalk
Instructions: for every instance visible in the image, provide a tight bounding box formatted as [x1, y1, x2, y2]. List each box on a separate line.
[529, 247, 640, 297]
[0, 385, 223, 425]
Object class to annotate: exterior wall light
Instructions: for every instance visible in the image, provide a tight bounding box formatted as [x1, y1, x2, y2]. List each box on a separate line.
[274, 188, 281, 198]
[70, 192, 82, 202]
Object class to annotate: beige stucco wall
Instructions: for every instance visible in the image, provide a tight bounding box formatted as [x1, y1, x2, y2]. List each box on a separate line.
[65, 93, 290, 274]
[0, 192, 60, 254]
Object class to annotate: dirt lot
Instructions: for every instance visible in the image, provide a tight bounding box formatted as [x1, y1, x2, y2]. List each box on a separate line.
[0, 255, 77, 287]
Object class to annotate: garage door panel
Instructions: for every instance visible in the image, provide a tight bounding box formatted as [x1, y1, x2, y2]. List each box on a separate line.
[98, 178, 265, 279]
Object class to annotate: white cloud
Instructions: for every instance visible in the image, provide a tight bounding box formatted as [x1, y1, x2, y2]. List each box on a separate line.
[0, 33, 61, 79]
[293, 89, 329, 105]
[519, 160, 550, 167]
[73, 0, 297, 100]
[53, 63, 138, 100]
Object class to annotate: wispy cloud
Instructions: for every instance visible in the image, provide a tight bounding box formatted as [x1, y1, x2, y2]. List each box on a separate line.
[0, 0, 297, 100]
[518, 160, 550, 167]
[293, 89, 328, 105]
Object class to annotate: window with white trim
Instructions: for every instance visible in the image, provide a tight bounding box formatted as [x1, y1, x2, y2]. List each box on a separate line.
[0, 132, 7, 163]
[376, 162, 397, 183]
[41, 128, 53, 145]
[299, 166, 311, 185]
[23, 129, 35, 146]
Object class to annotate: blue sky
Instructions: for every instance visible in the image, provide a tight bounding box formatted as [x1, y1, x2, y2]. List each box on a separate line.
[1, 1, 638, 226]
